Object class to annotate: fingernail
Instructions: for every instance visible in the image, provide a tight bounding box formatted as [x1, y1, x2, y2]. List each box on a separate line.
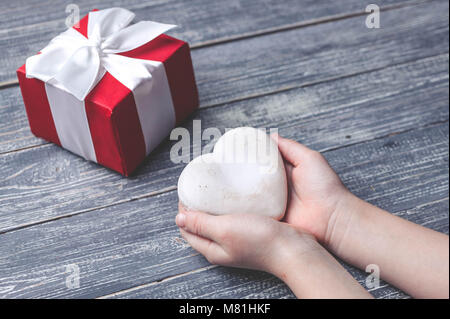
[176, 213, 186, 228]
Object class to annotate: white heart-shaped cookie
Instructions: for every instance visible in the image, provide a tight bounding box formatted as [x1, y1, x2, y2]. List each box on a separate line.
[177, 127, 287, 219]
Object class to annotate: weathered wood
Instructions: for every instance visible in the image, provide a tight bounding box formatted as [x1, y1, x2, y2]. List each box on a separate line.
[0, 190, 209, 299]
[0, 54, 448, 232]
[394, 198, 449, 234]
[112, 238, 450, 298]
[103, 266, 295, 299]
[1, 0, 419, 36]
[0, 86, 43, 154]
[0, 1, 448, 154]
[0, 0, 447, 301]
[192, 0, 449, 108]
[0, 124, 447, 298]
[0, 0, 422, 84]
[102, 263, 413, 298]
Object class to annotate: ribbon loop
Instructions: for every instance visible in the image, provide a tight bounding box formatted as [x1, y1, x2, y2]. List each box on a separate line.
[25, 7, 176, 100]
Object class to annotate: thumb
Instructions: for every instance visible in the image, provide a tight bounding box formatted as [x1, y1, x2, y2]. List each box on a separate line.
[271, 133, 314, 167]
[176, 203, 223, 242]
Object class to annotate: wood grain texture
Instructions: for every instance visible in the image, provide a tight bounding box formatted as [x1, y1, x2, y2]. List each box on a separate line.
[0, 1, 448, 299]
[0, 54, 448, 233]
[0, 0, 421, 84]
[192, 0, 449, 108]
[0, 0, 418, 36]
[108, 196, 450, 299]
[107, 266, 411, 299]
[104, 266, 295, 299]
[0, 86, 44, 154]
[0, 124, 447, 298]
[0, 1, 448, 154]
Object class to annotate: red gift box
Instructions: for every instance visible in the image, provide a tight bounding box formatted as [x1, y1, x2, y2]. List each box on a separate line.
[17, 8, 198, 176]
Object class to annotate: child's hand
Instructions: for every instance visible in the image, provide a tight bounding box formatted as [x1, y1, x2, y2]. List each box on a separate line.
[273, 135, 449, 299]
[272, 134, 350, 244]
[176, 134, 449, 298]
[175, 203, 372, 298]
[176, 203, 320, 276]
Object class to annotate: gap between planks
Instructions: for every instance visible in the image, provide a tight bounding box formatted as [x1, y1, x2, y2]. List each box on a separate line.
[97, 265, 219, 299]
[1, 119, 448, 236]
[0, 0, 433, 89]
[0, 51, 448, 158]
[189, 0, 431, 50]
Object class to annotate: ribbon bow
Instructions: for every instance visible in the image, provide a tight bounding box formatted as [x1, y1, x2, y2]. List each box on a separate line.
[26, 8, 176, 100]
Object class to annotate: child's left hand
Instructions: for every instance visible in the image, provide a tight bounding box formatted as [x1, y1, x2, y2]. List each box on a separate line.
[176, 203, 320, 276]
[176, 203, 373, 299]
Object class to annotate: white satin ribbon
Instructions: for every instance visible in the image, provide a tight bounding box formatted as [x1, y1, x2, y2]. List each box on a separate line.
[26, 7, 176, 100]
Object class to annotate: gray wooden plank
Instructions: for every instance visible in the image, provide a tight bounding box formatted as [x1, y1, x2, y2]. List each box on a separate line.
[0, 86, 41, 153]
[0, 0, 421, 83]
[324, 127, 449, 214]
[0, 0, 417, 34]
[104, 266, 295, 299]
[103, 264, 413, 299]
[0, 54, 448, 233]
[0, 190, 208, 299]
[0, 123, 447, 298]
[394, 198, 449, 234]
[114, 198, 446, 299]
[0, 1, 448, 154]
[193, 0, 449, 108]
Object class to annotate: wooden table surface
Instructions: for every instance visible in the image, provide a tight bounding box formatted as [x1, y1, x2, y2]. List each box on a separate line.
[0, 0, 448, 299]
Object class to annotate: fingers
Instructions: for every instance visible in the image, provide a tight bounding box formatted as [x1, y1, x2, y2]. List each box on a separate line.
[176, 204, 229, 264]
[177, 203, 224, 242]
[179, 228, 228, 264]
[271, 133, 313, 167]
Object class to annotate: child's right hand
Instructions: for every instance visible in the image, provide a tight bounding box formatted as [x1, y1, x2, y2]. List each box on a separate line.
[272, 134, 352, 245]
[274, 134, 449, 299]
